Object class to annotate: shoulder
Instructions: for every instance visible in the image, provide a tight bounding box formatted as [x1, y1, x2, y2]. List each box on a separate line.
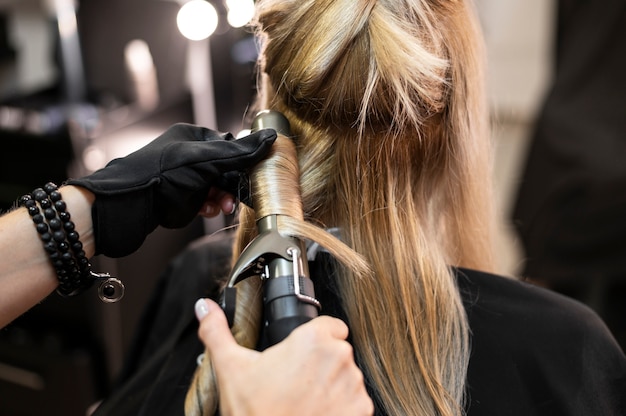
[456, 267, 602, 332]
[457, 268, 626, 415]
[455, 267, 623, 357]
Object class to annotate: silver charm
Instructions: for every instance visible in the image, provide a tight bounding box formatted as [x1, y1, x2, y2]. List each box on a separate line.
[93, 272, 125, 303]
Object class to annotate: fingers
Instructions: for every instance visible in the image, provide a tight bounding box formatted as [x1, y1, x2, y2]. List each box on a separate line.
[198, 188, 237, 218]
[283, 316, 374, 416]
[194, 299, 239, 362]
[200, 202, 220, 218]
[238, 128, 278, 147]
[206, 128, 277, 171]
[292, 315, 350, 341]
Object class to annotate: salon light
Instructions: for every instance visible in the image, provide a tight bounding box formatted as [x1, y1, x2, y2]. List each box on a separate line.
[225, 0, 255, 28]
[177, 0, 218, 41]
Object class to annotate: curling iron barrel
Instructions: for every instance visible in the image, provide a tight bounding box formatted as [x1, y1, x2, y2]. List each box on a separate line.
[222, 110, 320, 346]
[251, 110, 319, 345]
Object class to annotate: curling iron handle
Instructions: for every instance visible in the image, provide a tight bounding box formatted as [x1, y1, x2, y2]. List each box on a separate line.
[268, 314, 316, 345]
[264, 271, 319, 345]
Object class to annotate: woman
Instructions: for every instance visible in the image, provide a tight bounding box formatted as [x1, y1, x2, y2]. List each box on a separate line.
[182, 0, 626, 415]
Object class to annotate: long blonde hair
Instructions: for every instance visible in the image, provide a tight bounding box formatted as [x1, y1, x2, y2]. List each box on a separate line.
[187, 0, 495, 414]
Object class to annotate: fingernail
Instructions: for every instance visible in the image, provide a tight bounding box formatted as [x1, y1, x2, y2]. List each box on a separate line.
[195, 298, 211, 320]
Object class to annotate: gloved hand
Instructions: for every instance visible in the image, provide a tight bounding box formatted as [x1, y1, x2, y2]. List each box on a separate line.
[67, 123, 276, 258]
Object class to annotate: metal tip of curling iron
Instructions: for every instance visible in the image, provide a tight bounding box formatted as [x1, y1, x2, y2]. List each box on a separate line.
[251, 110, 291, 136]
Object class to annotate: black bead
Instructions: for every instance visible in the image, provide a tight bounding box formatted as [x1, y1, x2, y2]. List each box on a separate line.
[36, 223, 49, 234]
[43, 208, 56, 220]
[32, 188, 47, 201]
[59, 211, 71, 222]
[50, 191, 62, 202]
[54, 200, 67, 212]
[63, 221, 75, 232]
[44, 241, 57, 253]
[66, 231, 79, 242]
[40, 232, 52, 242]
[28, 206, 40, 216]
[19, 195, 31, 205]
[43, 182, 58, 193]
[32, 213, 44, 223]
[102, 284, 115, 298]
[57, 241, 70, 252]
[48, 218, 62, 230]
[23, 198, 36, 208]
[53, 230, 66, 242]
[39, 198, 52, 209]
[71, 241, 83, 252]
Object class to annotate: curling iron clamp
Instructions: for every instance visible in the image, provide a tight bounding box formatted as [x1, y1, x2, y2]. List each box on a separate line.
[221, 110, 320, 346]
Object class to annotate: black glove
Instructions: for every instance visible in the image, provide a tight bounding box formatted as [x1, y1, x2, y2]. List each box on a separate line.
[67, 123, 276, 258]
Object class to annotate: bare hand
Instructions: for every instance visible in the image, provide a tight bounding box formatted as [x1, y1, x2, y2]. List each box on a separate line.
[194, 298, 374, 416]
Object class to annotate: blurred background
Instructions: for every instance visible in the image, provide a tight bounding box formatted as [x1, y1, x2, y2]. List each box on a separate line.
[0, 0, 623, 415]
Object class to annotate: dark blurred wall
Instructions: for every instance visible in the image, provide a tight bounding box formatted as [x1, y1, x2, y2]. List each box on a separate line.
[77, 0, 189, 106]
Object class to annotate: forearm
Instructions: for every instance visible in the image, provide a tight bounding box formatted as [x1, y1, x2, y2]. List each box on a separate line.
[0, 185, 95, 328]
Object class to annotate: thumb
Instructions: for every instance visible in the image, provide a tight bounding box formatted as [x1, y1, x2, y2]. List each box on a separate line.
[205, 128, 277, 172]
[194, 298, 239, 362]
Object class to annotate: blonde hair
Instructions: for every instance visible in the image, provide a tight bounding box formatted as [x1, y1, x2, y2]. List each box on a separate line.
[186, 135, 371, 416]
[187, 0, 496, 414]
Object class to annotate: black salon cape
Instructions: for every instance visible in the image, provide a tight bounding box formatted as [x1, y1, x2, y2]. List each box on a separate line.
[92, 233, 626, 416]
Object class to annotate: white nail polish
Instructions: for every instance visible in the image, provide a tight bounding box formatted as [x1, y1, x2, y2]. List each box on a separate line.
[195, 298, 210, 320]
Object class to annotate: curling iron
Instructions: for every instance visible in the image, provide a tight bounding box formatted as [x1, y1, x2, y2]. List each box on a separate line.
[221, 110, 320, 346]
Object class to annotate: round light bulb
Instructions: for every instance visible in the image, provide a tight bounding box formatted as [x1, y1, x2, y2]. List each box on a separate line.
[177, 0, 218, 41]
[226, 0, 255, 28]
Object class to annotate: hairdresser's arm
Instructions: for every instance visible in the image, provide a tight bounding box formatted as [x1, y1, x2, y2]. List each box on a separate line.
[0, 185, 240, 329]
[0, 186, 95, 328]
[195, 299, 375, 416]
[0, 124, 276, 328]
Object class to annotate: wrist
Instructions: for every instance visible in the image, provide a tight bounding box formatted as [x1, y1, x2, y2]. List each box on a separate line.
[59, 185, 96, 258]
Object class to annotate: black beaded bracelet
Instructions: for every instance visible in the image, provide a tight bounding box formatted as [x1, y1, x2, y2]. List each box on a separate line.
[20, 182, 125, 302]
